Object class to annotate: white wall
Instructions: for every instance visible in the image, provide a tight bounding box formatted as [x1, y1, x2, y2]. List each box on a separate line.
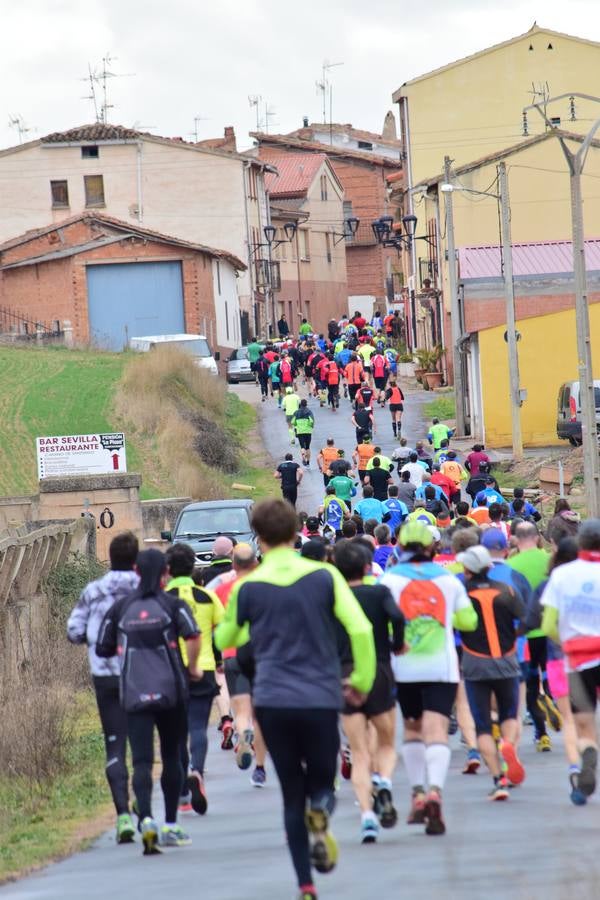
[212, 258, 240, 349]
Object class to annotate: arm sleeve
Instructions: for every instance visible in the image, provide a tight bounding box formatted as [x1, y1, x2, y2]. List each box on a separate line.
[330, 567, 376, 694]
[451, 582, 478, 632]
[541, 605, 560, 643]
[66, 589, 90, 644]
[214, 582, 250, 650]
[381, 587, 405, 652]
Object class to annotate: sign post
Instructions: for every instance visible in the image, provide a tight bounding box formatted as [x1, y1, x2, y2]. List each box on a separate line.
[36, 433, 127, 479]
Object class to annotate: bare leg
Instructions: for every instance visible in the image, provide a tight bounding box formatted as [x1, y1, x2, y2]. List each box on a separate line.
[456, 681, 477, 749]
[341, 713, 372, 813]
[371, 708, 397, 781]
[556, 695, 579, 767]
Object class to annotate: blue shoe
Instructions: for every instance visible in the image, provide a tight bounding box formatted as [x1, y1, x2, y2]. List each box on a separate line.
[570, 771, 587, 806]
[361, 815, 379, 844]
[251, 765, 266, 788]
[462, 748, 481, 774]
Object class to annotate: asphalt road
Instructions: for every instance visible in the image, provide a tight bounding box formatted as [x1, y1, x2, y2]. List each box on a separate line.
[4, 384, 600, 900]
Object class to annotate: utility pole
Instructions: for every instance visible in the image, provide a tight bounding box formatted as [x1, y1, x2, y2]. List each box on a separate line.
[498, 162, 523, 459]
[444, 156, 466, 436]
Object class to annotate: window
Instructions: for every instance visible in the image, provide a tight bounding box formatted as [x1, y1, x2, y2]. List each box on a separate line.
[50, 180, 69, 208]
[84, 174, 105, 207]
[299, 229, 310, 261]
[320, 174, 328, 201]
[357, 140, 373, 151]
[81, 145, 99, 158]
[343, 200, 353, 220]
[325, 232, 332, 264]
[247, 167, 258, 200]
[216, 261, 222, 295]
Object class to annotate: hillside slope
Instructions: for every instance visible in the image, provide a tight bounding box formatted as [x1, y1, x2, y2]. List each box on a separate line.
[0, 344, 271, 501]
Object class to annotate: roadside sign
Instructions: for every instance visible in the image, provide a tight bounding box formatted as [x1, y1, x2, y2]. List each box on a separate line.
[36, 433, 127, 479]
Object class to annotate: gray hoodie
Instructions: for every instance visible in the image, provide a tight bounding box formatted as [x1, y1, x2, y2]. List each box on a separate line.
[67, 570, 139, 677]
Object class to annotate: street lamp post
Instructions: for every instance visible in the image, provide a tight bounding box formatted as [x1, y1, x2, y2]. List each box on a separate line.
[443, 157, 467, 437]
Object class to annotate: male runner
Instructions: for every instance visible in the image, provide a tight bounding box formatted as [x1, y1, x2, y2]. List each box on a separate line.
[353, 437, 375, 483]
[215, 500, 375, 900]
[381, 522, 477, 835]
[282, 386, 301, 443]
[335, 540, 404, 843]
[371, 350, 389, 405]
[317, 438, 340, 487]
[344, 354, 364, 402]
[321, 484, 350, 538]
[275, 453, 304, 507]
[292, 399, 315, 466]
[352, 403, 375, 445]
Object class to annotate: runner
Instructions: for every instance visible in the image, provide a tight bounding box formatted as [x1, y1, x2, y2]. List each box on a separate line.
[328, 468, 356, 512]
[215, 499, 376, 900]
[255, 350, 271, 401]
[355, 379, 374, 412]
[380, 521, 477, 835]
[357, 339, 375, 385]
[215, 543, 269, 787]
[456, 545, 526, 800]
[440, 451, 468, 507]
[353, 437, 375, 483]
[247, 336, 264, 382]
[317, 437, 340, 487]
[352, 403, 375, 445]
[275, 452, 304, 508]
[334, 540, 404, 843]
[269, 353, 282, 406]
[542, 519, 600, 804]
[292, 399, 315, 466]
[401, 452, 426, 488]
[371, 350, 389, 406]
[354, 485, 386, 524]
[427, 417, 454, 451]
[282, 386, 301, 444]
[382, 485, 409, 533]
[96, 549, 201, 854]
[321, 484, 350, 538]
[323, 354, 341, 411]
[166, 542, 223, 816]
[344, 353, 364, 403]
[363, 457, 393, 502]
[67, 531, 140, 844]
[385, 379, 405, 438]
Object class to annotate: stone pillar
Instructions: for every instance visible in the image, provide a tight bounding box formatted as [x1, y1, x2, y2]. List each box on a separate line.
[63, 320, 74, 347]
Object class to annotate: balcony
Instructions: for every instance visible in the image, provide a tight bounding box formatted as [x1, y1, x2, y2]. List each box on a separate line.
[344, 223, 377, 247]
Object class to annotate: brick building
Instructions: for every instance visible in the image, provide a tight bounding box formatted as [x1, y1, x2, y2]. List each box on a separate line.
[0, 213, 245, 351]
[250, 121, 402, 315]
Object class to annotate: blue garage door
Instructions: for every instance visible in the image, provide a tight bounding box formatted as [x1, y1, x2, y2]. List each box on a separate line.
[87, 261, 185, 350]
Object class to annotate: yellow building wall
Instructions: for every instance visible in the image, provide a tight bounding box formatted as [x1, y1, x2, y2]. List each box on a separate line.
[479, 304, 600, 447]
[399, 27, 600, 186]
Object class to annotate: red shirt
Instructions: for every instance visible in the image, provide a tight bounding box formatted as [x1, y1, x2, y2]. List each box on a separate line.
[431, 471, 455, 499]
[264, 350, 277, 364]
[372, 354, 388, 378]
[353, 316, 366, 330]
[325, 362, 340, 385]
[466, 450, 490, 477]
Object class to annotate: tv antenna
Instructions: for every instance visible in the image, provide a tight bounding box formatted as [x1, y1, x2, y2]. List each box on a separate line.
[263, 102, 278, 134]
[81, 63, 100, 121]
[81, 54, 135, 124]
[316, 59, 344, 133]
[248, 95, 263, 131]
[8, 113, 33, 144]
[190, 115, 210, 142]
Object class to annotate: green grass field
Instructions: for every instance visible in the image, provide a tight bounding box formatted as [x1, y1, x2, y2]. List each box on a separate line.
[423, 394, 456, 421]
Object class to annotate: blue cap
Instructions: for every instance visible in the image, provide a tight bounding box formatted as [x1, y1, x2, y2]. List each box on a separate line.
[481, 528, 508, 551]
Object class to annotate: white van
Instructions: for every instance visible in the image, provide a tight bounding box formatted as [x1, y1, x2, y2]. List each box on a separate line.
[129, 334, 220, 375]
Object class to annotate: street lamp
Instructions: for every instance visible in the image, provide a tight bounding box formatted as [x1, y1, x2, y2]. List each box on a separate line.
[371, 214, 435, 252]
[250, 223, 298, 256]
[331, 215, 361, 245]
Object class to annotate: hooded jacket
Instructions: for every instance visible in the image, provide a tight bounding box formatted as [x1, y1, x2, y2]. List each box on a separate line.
[67, 569, 139, 677]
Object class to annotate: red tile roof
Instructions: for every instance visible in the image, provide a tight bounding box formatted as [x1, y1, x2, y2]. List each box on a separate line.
[264, 153, 328, 198]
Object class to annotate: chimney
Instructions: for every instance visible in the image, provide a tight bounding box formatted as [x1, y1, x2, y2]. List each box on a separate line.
[224, 126, 235, 139]
[223, 126, 237, 151]
[303, 116, 309, 127]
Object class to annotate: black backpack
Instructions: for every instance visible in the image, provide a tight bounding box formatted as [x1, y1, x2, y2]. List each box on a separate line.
[117, 593, 187, 713]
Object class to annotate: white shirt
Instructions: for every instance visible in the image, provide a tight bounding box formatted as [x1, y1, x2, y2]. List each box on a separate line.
[401, 462, 425, 487]
[541, 558, 600, 672]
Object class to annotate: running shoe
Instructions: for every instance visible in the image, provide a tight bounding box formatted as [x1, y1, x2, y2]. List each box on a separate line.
[298, 887, 318, 900]
[361, 815, 379, 844]
[523, 710, 534, 726]
[569, 769, 587, 806]
[579, 746, 598, 797]
[116, 813, 135, 844]
[424, 789, 446, 836]
[140, 817, 160, 856]
[462, 748, 481, 775]
[406, 791, 426, 825]
[340, 745, 352, 780]
[251, 765, 267, 788]
[537, 693, 563, 732]
[221, 719, 234, 750]
[375, 787, 398, 829]
[536, 734, 552, 753]
[500, 740, 526, 784]
[160, 825, 192, 847]
[306, 807, 338, 874]
[489, 777, 510, 802]
[447, 714, 458, 736]
[187, 771, 208, 815]
[236, 728, 254, 771]
[491, 721, 501, 742]
[178, 800, 193, 814]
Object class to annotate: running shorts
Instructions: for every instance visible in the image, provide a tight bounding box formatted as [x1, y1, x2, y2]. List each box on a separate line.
[224, 657, 251, 697]
[464, 677, 519, 735]
[374, 377, 388, 390]
[298, 434, 312, 450]
[342, 662, 395, 717]
[569, 663, 600, 714]
[396, 681, 457, 720]
[546, 659, 568, 699]
[389, 403, 404, 413]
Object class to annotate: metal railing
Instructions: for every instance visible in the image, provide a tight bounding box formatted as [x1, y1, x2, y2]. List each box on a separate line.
[0, 305, 63, 341]
[344, 223, 378, 246]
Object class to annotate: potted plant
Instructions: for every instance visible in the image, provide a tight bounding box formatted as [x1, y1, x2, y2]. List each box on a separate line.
[414, 346, 445, 390]
[397, 344, 415, 378]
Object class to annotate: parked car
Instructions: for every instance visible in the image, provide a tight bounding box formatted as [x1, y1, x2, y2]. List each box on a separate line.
[226, 346, 255, 384]
[161, 499, 256, 566]
[129, 333, 220, 375]
[557, 379, 600, 445]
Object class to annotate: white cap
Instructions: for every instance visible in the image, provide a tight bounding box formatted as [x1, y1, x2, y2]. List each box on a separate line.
[456, 545, 492, 574]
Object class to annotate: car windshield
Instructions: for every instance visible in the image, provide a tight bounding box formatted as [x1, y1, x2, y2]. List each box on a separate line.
[176, 507, 250, 537]
[159, 339, 211, 359]
[238, 348, 249, 360]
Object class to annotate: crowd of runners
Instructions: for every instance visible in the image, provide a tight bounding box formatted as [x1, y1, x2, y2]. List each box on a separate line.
[67, 310, 600, 900]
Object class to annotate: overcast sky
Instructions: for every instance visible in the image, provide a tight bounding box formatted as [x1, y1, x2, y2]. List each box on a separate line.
[2, 0, 600, 151]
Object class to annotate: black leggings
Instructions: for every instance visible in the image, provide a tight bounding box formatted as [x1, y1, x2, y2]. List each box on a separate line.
[255, 707, 339, 888]
[127, 704, 186, 824]
[258, 376, 269, 397]
[525, 636, 550, 738]
[93, 675, 129, 815]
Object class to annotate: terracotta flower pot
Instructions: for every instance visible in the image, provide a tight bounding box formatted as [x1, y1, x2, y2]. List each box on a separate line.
[424, 371, 443, 390]
[414, 367, 426, 385]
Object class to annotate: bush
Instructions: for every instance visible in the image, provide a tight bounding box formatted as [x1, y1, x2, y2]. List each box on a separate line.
[45, 552, 106, 637]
